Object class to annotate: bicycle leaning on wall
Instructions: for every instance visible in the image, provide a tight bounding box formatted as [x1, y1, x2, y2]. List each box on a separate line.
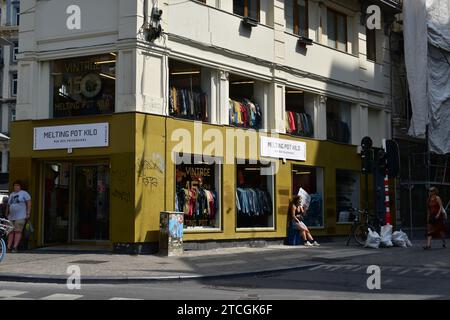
[346, 207, 382, 246]
[0, 218, 14, 262]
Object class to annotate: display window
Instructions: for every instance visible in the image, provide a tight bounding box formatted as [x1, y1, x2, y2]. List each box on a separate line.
[336, 170, 360, 223]
[229, 74, 263, 130]
[175, 155, 221, 230]
[236, 162, 274, 229]
[52, 53, 116, 118]
[327, 98, 352, 144]
[292, 165, 324, 228]
[285, 88, 314, 138]
[169, 60, 210, 122]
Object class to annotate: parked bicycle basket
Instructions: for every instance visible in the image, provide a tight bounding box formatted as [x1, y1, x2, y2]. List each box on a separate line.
[0, 218, 14, 237]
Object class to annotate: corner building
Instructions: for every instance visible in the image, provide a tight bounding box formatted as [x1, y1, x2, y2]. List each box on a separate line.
[11, 0, 401, 251]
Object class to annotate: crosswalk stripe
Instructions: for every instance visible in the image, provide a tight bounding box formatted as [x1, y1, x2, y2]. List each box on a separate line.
[0, 290, 28, 298]
[40, 294, 83, 300]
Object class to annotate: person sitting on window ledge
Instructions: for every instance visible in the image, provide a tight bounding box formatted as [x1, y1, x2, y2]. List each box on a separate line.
[289, 195, 320, 247]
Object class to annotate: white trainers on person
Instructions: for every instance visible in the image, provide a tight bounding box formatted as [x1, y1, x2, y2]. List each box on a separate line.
[304, 241, 313, 247]
[312, 241, 320, 247]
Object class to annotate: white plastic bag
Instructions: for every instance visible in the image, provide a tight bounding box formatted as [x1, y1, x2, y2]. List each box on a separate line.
[380, 224, 394, 247]
[365, 228, 381, 249]
[392, 231, 408, 248]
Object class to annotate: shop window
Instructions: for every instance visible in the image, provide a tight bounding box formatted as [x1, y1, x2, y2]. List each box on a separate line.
[285, 88, 314, 138]
[327, 8, 347, 52]
[233, 0, 260, 21]
[326, 98, 351, 144]
[285, 0, 308, 38]
[175, 155, 221, 230]
[366, 28, 376, 62]
[336, 170, 360, 223]
[229, 74, 263, 129]
[236, 162, 274, 229]
[292, 165, 324, 228]
[169, 60, 210, 122]
[51, 53, 116, 118]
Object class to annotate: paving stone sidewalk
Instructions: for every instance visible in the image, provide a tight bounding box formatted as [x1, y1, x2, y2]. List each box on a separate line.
[0, 241, 384, 283]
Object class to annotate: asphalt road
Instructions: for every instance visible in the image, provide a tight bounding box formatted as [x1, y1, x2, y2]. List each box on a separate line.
[1, 246, 449, 300]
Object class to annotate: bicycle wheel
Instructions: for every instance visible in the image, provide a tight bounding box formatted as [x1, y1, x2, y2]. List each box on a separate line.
[354, 224, 369, 246]
[0, 238, 6, 263]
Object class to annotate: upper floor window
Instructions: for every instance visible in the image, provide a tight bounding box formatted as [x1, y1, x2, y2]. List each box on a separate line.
[233, 0, 260, 21]
[285, 0, 308, 38]
[12, 2, 20, 26]
[366, 28, 376, 62]
[326, 98, 351, 144]
[12, 41, 18, 62]
[327, 9, 347, 52]
[51, 53, 116, 118]
[11, 72, 17, 97]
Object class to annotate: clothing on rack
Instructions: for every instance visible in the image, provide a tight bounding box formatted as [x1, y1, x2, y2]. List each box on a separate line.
[229, 99, 262, 129]
[175, 186, 217, 219]
[236, 187, 272, 217]
[327, 118, 350, 143]
[169, 87, 209, 121]
[285, 111, 314, 137]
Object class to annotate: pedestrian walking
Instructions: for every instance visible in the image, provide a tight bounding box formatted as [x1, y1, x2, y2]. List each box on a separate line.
[424, 187, 447, 250]
[289, 195, 320, 247]
[5, 180, 31, 253]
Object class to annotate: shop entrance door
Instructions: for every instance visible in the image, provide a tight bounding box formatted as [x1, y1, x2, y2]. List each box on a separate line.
[42, 163, 110, 244]
[72, 165, 110, 241]
[43, 163, 71, 244]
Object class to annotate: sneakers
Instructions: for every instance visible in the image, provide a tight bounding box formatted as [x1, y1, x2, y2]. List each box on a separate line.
[305, 241, 320, 247]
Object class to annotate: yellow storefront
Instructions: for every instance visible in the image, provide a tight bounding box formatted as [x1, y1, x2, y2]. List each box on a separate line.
[9, 112, 383, 252]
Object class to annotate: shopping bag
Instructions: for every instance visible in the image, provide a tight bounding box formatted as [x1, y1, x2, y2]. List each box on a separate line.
[380, 224, 393, 247]
[23, 220, 34, 240]
[365, 228, 381, 249]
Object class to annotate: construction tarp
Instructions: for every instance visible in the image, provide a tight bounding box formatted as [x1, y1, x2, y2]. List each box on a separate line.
[427, 0, 450, 154]
[404, 0, 450, 154]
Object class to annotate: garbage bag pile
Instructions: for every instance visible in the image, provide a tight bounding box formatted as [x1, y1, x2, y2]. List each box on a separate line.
[365, 226, 412, 249]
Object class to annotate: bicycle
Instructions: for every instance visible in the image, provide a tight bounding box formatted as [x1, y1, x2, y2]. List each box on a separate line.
[0, 218, 14, 262]
[346, 208, 382, 246]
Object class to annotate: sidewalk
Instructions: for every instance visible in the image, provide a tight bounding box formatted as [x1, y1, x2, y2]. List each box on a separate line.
[0, 241, 385, 284]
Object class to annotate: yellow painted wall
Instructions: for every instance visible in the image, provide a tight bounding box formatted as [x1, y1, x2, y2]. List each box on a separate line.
[134, 114, 369, 242]
[10, 113, 382, 247]
[9, 114, 136, 246]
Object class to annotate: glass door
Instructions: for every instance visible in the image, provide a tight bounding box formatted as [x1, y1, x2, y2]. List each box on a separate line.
[43, 163, 71, 244]
[73, 164, 110, 241]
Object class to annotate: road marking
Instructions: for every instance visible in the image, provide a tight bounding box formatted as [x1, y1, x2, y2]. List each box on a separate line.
[110, 297, 144, 300]
[398, 269, 410, 275]
[0, 290, 28, 298]
[195, 260, 246, 267]
[315, 250, 378, 259]
[40, 294, 83, 300]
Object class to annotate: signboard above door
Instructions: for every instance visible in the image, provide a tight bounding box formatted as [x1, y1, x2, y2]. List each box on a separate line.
[33, 123, 109, 150]
[260, 136, 306, 161]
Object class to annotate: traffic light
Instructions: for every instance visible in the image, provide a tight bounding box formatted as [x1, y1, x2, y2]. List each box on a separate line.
[361, 148, 374, 174]
[377, 149, 387, 173]
[361, 137, 374, 174]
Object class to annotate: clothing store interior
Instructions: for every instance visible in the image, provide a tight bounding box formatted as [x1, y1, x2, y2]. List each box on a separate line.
[169, 60, 209, 122]
[285, 88, 314, 138]
[236, 163, 274, 228]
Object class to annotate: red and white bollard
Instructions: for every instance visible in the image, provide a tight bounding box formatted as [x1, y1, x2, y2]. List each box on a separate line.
[384, 168, 392, 225]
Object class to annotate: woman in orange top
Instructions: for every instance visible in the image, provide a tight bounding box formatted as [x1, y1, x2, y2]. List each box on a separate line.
[424, 187, 447, 250]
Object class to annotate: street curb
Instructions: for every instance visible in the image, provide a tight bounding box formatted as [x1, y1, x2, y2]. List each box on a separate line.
[0, 263, 322, 284]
